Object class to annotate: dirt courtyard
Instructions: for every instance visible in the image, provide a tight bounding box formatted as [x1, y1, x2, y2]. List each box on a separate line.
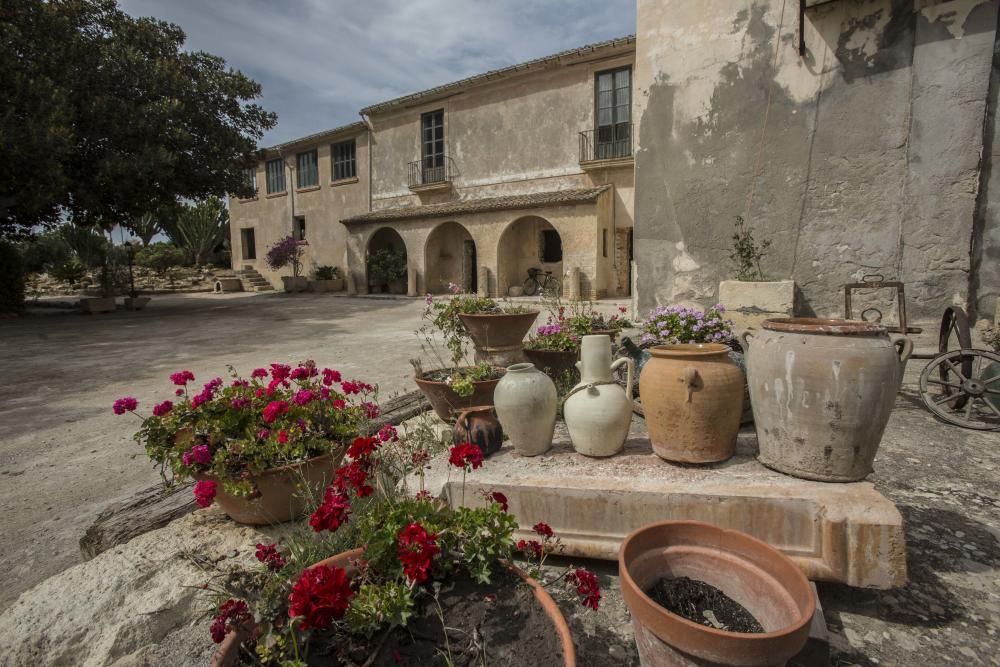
[0, 292, 998, 665]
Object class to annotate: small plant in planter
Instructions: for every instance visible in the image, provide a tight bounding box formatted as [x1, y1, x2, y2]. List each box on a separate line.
[639, 304, 734, 347]
[730, 215, 771, 282]
[367, 249, 407, 293]
[209, 430, 599, 666]
[313, 265, 339, 280]
[266, 235, 309, 292]
[113, 361, 382, 524]
[309, 265, 343, 293]
[720, 215, 793, 329]
[424, 283, 536, 362]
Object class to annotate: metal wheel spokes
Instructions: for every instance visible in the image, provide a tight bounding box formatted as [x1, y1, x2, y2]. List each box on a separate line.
[935, 307, 973, 408]
[920, 349, 1000, 430]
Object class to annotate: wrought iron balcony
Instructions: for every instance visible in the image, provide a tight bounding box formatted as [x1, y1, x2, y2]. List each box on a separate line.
[579, 123, 633, 164]
[407, 156, 456, 189]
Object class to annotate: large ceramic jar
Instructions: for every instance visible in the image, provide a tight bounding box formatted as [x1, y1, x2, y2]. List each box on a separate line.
[493, 363, 557, 456]
[741, 318, 912, 482]
[453, 405, 504, 458]
[639, 343, 744, 464]
[563, 335, 634, 457]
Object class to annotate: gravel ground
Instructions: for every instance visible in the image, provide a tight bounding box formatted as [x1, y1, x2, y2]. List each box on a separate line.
[0, 293, 997, 666]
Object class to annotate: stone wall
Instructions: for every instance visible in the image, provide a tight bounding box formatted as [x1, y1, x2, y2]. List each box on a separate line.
[634, 0, 1000, 321]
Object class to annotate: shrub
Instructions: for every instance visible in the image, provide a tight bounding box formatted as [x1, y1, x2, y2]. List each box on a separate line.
[20, 231, 71, 272]
[265, 235, 307, 277]
[136, 242, 187, 274]
[49, 261, 88, 285]
[314, 265, 339, 280]
[0, 241, 26, 314]
[730, 215, 771, 282]
[60, 226, 108, 268]
[366, 249, 406, 283]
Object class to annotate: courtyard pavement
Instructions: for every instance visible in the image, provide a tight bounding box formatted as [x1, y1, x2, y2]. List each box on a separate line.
[0, 292, 998, 665]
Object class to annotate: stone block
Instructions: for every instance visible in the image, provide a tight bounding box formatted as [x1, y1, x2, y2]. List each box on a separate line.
[719, 280, 795, 330]
[411, 419, 906, 589]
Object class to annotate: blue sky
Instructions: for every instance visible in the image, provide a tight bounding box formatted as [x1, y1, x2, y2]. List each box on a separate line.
[118, 0, 636, 147]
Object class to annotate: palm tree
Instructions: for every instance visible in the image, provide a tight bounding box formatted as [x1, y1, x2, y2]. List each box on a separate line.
[128, 213, 162, 245]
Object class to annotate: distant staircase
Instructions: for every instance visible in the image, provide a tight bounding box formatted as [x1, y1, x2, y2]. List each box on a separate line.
[236, 267, 274, 292]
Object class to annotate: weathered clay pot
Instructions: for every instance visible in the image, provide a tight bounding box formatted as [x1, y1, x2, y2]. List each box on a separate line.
[212, 548, 577, 667]
[494, 363, 558, 456]
[459, 311, 539, 350]
[281, 276, 308, 293]
[741, 318, 912, 482]
[453, 405, 504, 458]
[563, 335, 634, 457]
[193, 453, 338, 525]
[619, 521, 815, 667]
[640, 344, 744, 464]
[524, 347, 579, 383]
[413, 368, 502, 422]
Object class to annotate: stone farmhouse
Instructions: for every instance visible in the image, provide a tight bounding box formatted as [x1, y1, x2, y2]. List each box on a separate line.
[230, 0, 1000, 323]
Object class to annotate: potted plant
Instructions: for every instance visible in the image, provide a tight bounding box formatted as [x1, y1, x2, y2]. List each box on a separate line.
[112, 361, 382, 524]
[411, 359, 505, 422]
[718, 216, 793, 331]
[80, 261, 118, 314]
[308, 265, 344, 293]
[367, 248, 407, 294]
[266, 235, 308, 293]
[524, 317, 580, 383]
[619, 520, 814, 666]
[210, 432, 599, 666]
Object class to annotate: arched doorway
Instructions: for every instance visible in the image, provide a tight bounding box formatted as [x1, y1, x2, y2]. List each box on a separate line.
[366, 227, 407, 294]
[497, 216, 562, 297]
[425, 221, 476, 294]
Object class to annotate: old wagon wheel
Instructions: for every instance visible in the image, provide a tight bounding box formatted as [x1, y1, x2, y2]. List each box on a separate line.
[934, 307, 974, 409]
[919, 349, 1000, 430]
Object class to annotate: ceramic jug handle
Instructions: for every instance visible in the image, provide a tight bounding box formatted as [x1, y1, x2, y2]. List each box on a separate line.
[739, 329, 755, 355]
[894, 336, 913, 366]
[684, 366, 699, 402]
[611, 357, 634, 398]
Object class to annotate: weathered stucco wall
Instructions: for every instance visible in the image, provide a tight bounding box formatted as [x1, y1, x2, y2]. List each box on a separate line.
[973, 25, 1000, 321]
[634, 0, 999, 321]
[229, 130, 370, 286]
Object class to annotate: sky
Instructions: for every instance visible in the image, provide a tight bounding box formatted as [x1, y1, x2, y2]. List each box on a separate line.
[118, 0, 637, 147]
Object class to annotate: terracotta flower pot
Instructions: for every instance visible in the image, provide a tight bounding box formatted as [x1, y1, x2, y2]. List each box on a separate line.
[619, 521, 815, 667]
[458, 311, 539, 350]
[281, 276, 308, 293]
[524, 347, 579, 382]
[212, 548, 577, 667]
[194, 453, 338, 525]
[413, 368, 503, 421]
[639, 344, 745, 464]
[741, 318, 912, 482]
[453, 405, 504, 457]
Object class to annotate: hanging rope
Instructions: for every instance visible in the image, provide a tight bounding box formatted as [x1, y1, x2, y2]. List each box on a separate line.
[743, 0, 790, 223]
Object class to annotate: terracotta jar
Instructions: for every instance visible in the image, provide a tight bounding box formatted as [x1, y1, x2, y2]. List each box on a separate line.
[453, 405, 504, 458]
[563, 335, 634, 457]
[459, 311, 539, 366]
[619, 521, 815, 667]
[639, 344, 744, 464]
[494, 363, 557, 456]
[212, 547, 577, 667]
[413, 368, 503, 422]
[741, 318, 912, 482]
[193, 453, 337, 525]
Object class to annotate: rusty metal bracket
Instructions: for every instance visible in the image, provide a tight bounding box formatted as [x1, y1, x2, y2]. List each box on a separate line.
[843, 274, 923, 335]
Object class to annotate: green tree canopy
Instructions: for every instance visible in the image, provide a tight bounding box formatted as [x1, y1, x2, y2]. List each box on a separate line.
[0, 0, 276, 239]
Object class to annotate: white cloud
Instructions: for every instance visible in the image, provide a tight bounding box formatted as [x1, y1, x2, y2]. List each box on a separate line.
[118, 0, 635, 144]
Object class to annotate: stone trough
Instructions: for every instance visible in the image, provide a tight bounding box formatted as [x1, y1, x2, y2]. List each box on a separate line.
[413, 417, 906, 590]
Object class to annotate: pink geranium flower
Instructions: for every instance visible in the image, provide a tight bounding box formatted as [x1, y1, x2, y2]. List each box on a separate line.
[112, 397, 138, 415]
[193, 480, 217, 508]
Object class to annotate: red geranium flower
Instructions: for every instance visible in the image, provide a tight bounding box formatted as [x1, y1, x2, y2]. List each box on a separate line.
[170, 370, 195, 386]
[378, 424, 399, 442]
[255, 543, 287, 572]
[322, 368, 342, 386]
[262, 400, 289, 424]
[209, 598, 251, 643]
[251, 368, 268, 379]
[398, 522, 440, 584]
[448, 443, 484, 471]
[567, 568, 601, 611]
[332, 399, 346, 410]
[363, 401, 380, 419]
[193, 480, 217, 508]
[334, 461, 373, 498]
[277, 430, 289, 444]
[489, 491, 509, 512]
[310, 487, 352, 533]
[292, 389, 315, 406]
[347, 436, 378, 460]
[152, 400, 172, 417]
[112, 396, 138, 415]
[288, 564, 354, 631]
[517, 539, 543, 559]
[270, 363, 291, 382]
[532, 522, 554, 538]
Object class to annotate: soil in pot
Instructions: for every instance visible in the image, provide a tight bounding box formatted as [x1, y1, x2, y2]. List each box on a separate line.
[646, 577, 764, 634]
[296, 568, 564, 666]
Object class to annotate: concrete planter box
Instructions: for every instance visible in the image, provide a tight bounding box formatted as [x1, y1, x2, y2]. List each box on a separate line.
[308, 278, 344, 293]
[123, 296, 151, 311]
[719, 279, 794, 330]
[281, 276, 308, 293]
[214, 278, 243, 293]
[80, 297, 116, 314]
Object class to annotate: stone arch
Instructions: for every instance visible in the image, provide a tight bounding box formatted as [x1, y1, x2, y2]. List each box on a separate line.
[366, 226, 408, 293]
[497, 215, 563, 297]
[424, 221, 477, 294]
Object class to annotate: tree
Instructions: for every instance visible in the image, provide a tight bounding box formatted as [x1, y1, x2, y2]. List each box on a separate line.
[0, 0, 276, 239]
[130, 213, 162, 246]
[160, 197, 229, 266]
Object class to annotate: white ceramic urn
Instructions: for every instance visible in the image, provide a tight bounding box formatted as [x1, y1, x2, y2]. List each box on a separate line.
[493, 362, 557, 456]
[563, 335, 634, 457]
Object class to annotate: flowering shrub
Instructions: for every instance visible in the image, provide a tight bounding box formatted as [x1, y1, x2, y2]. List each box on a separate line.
[113, 361, 378, 499]
[527, 303, 633, 351]
[639, 304, 734, 346]
[525, 318, 579, 352]
[265, 235, 308, 277]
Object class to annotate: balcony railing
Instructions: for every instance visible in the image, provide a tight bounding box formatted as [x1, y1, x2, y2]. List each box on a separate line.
[579, 123, 633, 163]
[408, 156, 456, 188]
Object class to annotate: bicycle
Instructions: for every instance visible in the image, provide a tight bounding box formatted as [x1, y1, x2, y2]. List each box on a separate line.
[522, 267, 561, 297]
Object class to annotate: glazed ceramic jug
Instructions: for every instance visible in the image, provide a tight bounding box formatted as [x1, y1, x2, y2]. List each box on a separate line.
[453, 406, 504, 458]
[563, 335, 634, 457]
[493, 363, 557, 456]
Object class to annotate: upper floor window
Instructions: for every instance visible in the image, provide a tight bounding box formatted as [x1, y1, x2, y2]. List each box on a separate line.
[332, 139, 357, 181]
[595, 66, 631, 160]
[421, 109, 445, 182]
[265, 158, 285, 194]
[296, 150, 318, 189]
[241, 167, 257, 196]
